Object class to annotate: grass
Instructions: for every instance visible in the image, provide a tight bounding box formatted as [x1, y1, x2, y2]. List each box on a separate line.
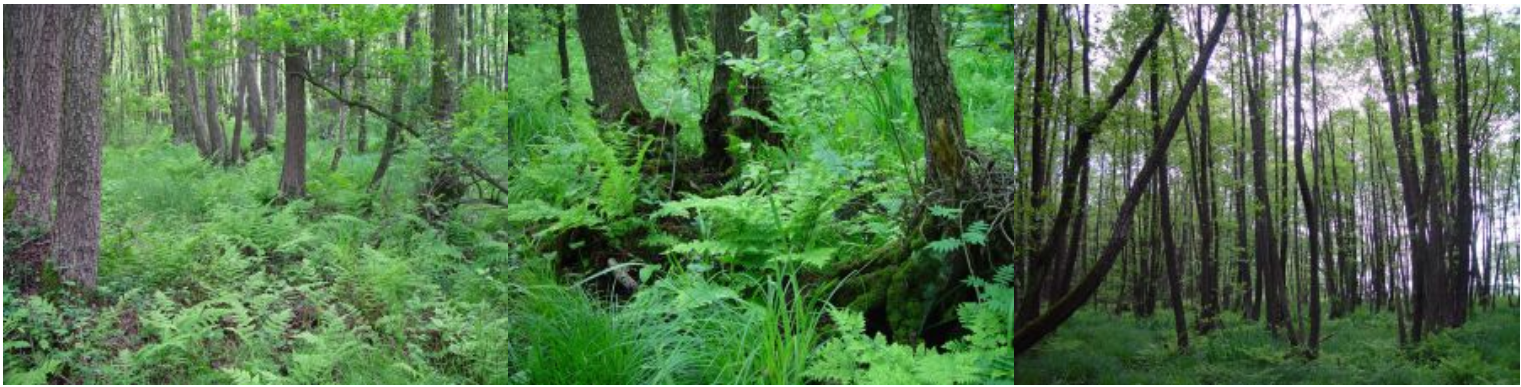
[1001, 305, 1521, 384]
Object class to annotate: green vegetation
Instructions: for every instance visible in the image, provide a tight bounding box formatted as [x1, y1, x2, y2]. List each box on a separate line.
[5, 4, 1520, 385]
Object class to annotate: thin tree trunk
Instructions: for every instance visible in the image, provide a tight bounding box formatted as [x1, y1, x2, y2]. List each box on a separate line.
[370, 11, 417, 190]
[1291, 5, 1322, 356]
[1011, 5, 1228, 355]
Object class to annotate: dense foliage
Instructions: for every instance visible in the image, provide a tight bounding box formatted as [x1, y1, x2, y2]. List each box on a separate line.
[4, 4, 1519, 385]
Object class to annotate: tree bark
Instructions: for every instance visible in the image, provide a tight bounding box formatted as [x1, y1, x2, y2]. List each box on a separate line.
[279, 39, 308, 200]
[54, 4, 105, 290]
[556, 5, 571, 109]
[421, 4, 465, 219]
[576, 5, 647, 124]
[1290, 5, 1322, 355]
[1448, 4, 1474, 328]
[1017, 5, 1053, 329]
[4, 5, 65, 294]
[906, 5, 968, 194]
[1192, 4, 1220, 333]
[199, 5, 226, 161]
[1152, 44, 1189, 350]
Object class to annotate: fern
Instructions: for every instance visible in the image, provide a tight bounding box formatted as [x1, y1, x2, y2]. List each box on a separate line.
[806, 308, 986, 384]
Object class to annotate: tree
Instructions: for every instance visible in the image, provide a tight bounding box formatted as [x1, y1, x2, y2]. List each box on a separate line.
[1152, 40, 1189, 350]
[1448, 4, 1474, 328]
[555, 5, 571, 109]
[1016, 5, 1053, 329]
[576, 5, 646, 124]
[1290, 4, 1322, 355]
[4, 5, 64, 293]
[370, 10, 417, 190]
[279, 32, 308, 200]
[1191, 5, 1221, 333]
[667, 5, 691, 58]
[700, 4, 784, 171]
[54, 4, 105, 290]
[906, 4, 968, 194]
[232, 4, 265, 165]
[1011, 5, 1229, 355]
[199, 5, 226, 161]
[420, 4, 465, 219]
[1017, 4, 1169, 335]
[1239, 5, 1291, 337]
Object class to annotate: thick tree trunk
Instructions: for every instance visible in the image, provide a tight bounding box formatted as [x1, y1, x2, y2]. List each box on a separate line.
[54, 4, 105, 290]
[700, 4, 785, 171]
[576, 5, 647, 123]
[1011, 5, 1228, 355]
[421, 4, 465, 219]
[906, 5, 968, 194]
[4, 5, 65, 294]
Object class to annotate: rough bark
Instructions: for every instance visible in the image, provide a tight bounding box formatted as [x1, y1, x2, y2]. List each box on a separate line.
[906, 4, 968, 193]
[576, 5, 647, 124]
[421, 4, 466, 219]
[54, 4, 105, 290]
[4, 5, 65, 294]
[279, 40, 308, 200]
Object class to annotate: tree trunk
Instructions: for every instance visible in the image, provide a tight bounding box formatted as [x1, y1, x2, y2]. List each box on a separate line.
[420, 4, 466, 220]
[1010, 5, 1228, 355]
[370, 10, 417, 190]
[4, 5, 65, 294]
[1017, 5, 1053, 329]
[576, 5, 647, 124]
[1152, 46, 1189, 350]
[1015, 3, 1169, 332]
[279, 40, 308, 200]
[54, 4, 105, 290]
[199, 5, 225, 161]
[668, 5, 691, 58]
[700, 4, 785, 171]
[1192, 5, 1220, 333]
[906, 4, 968, 194]
[1448, 4, 1474, 329]
[1290, 5, 1322, 355]
[556, 5, 571, 109]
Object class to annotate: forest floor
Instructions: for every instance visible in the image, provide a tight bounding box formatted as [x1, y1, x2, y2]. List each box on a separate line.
[3, 138, 1517, 384]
